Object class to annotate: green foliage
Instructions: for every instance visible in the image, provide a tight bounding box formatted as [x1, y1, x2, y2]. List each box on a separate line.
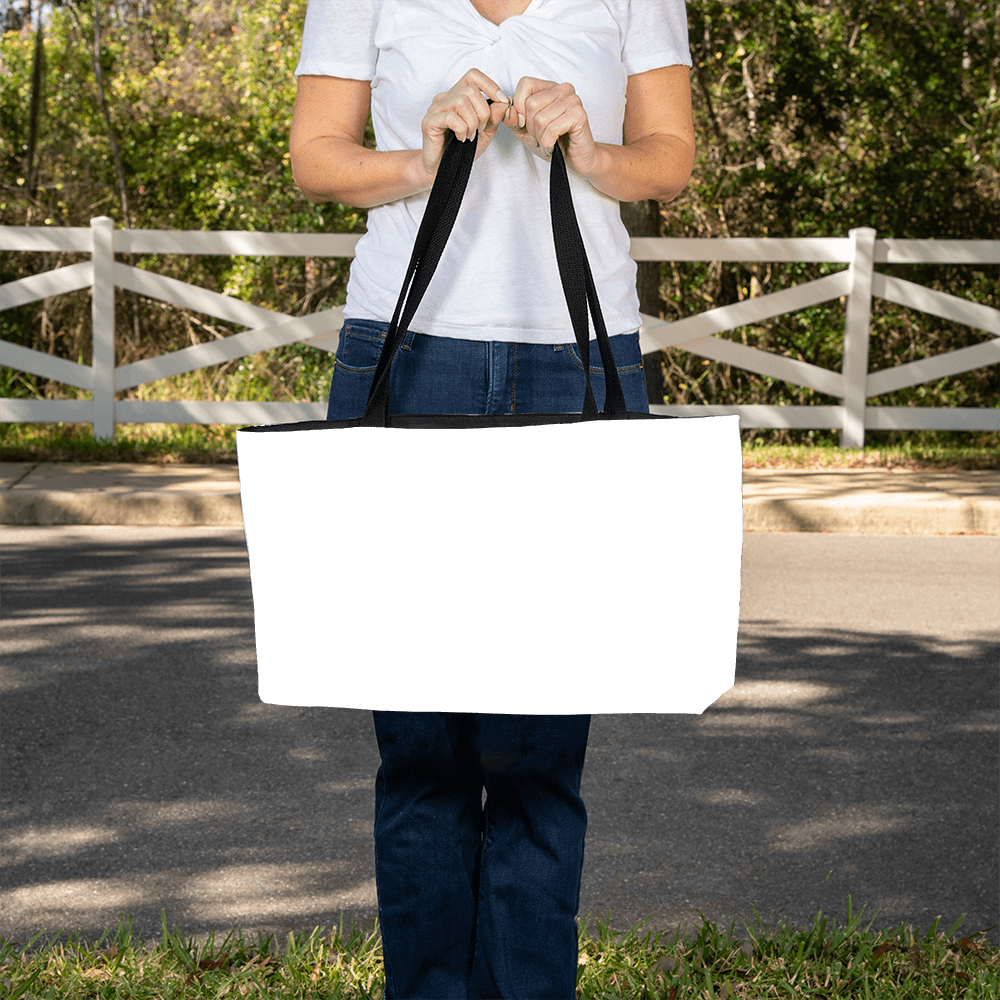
[1, 903, 998, 998]
[657, 0, 999, 441]
[1, 0, 997, 448]
[1, 0, 360, 400]
[679, 0, 997, 239]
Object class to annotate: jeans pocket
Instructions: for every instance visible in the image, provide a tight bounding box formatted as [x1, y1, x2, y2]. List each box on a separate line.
[566, 332, 643, 375]
[327, 322, 389, 419]
[565, 333, 648, 413]
[334, 324, 387, 373]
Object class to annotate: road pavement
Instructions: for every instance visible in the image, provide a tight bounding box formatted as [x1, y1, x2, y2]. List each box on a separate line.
[2, 525, 997, 951]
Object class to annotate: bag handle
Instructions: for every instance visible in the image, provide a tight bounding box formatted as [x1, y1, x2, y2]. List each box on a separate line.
[360, 121, 629, 426]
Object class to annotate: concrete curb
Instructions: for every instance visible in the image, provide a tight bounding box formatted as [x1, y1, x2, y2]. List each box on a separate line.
[2, 462, 998, 534]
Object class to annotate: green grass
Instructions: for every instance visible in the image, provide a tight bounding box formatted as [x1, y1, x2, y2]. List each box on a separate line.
[1, 420, 997, 470]
[2, 901, 997, 999]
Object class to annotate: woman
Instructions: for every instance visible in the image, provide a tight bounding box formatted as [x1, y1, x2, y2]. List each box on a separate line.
[289, 0, 694, 420]
[289, 2, 694, 997]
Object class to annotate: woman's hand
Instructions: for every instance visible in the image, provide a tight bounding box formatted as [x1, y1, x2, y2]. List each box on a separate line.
[505, 77, 602, 177]
[418, 68, 512, 185]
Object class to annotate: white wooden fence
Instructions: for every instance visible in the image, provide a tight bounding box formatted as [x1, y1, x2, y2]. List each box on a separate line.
[1, 217, 998, 447]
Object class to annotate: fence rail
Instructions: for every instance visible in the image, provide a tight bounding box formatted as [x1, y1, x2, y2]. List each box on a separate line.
[1, 217, 998, 446]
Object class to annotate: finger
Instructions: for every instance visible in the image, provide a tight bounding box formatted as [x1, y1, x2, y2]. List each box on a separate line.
[535, 105, 579, 152]
[459, 87, 496, 134]
[462, 69, 503, 100]
[433, 109, 478, 143]
[500, 99, 522, 132]
[487, 97, 510, 130]
[511, 76, 556, 130]
[461, 67, 511, 111]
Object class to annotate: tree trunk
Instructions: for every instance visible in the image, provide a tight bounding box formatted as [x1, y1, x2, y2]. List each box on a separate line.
[85, 0, 142, 350]
[619, 198, 667, 406]
[24, 9, 44, 203]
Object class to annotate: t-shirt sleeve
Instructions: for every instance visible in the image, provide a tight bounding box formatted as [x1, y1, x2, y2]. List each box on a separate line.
[293, 0, 378, 80]
[622, 0, 692, 76]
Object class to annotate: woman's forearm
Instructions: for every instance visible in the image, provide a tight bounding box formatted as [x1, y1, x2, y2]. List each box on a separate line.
[292, 131, 695, 209]
[291, 138, 434, 209]
[581, 133, 695, 204]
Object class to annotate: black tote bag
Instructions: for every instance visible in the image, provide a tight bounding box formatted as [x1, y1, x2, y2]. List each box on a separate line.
[236, 131, 743, 713]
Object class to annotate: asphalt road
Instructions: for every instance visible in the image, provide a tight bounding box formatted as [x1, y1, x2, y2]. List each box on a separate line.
[1, 527, 997, 950]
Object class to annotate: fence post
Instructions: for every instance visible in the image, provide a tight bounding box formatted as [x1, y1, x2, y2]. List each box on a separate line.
[840, 226, 876, 448]
[91, 216, 116, 441]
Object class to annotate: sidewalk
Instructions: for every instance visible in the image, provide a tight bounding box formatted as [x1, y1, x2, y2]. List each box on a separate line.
[1, 460, 998, 534]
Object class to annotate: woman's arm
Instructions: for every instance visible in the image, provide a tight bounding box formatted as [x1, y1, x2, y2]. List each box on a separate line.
[289, 76, 431, 208]
[292, 136, 434, 208]
[588, 64, 696, 203]
[583, 133, 692, 202]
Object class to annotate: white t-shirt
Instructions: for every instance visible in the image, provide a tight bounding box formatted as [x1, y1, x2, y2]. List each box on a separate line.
[295, 0, 691, 343]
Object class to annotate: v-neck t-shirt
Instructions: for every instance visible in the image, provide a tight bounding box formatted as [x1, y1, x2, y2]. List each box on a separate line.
[295, 0, 692, 344]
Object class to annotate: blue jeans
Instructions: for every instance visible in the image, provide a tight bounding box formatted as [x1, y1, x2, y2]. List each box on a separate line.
[372, 713, 592, 1000]
[325, 318, 650, 419]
